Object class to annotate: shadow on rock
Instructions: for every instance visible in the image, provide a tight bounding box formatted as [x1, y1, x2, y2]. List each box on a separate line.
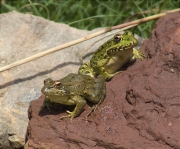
[0, 61, 80, 89]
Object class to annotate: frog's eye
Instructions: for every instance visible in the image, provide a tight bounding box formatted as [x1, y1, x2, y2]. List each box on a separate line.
[55, 81, 61, 87]
[114, 34, 122, 43]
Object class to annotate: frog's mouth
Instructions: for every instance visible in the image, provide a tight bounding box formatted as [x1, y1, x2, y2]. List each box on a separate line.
[41, 87, 70, 96]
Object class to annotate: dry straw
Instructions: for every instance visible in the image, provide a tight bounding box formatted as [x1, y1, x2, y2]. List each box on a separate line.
[0, 8, 180, 72]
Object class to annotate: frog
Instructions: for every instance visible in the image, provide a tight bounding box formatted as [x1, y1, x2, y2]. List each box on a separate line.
[78, 30, 146, 81]
[41, 73, 106, 121]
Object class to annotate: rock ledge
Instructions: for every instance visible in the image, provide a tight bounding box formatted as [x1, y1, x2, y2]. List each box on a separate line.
[25, 11, 180, 149]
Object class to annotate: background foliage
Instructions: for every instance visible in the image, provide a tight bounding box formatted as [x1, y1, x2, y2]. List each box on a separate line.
[1, 0, 180, 37]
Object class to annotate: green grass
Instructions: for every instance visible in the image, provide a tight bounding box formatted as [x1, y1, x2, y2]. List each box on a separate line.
[1, 0, 180, 38]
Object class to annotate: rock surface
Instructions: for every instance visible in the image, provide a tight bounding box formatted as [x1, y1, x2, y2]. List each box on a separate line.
[0, 11, 121, 148]
[25, 11, 180, 149]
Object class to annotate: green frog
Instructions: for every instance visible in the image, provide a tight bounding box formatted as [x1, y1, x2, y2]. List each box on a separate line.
[78, 30, 145, 81]
[41, 73, 106, 121]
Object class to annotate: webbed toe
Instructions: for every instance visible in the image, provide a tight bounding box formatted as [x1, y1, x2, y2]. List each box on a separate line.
[59, 110, 75, 122]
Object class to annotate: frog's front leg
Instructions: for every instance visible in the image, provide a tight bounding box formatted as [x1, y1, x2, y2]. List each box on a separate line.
[86, 75, 106, 116]
[41, 96, 51, 112]
[60, 96, 86, 122]
[131, 48, 146, 61]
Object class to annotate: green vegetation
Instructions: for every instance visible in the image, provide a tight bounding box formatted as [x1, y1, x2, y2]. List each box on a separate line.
[1, 0, 180, 37]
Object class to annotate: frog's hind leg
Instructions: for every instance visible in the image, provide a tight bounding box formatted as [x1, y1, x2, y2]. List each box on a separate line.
[40, 97, 51, 112]
[78, 62, 96, 78]
[86, 99, 102, 117]
[95, 75, 106, 103]
[131, 48, 146, 61]
[94, 66, 120, 81]
[86, 75, 106, 116]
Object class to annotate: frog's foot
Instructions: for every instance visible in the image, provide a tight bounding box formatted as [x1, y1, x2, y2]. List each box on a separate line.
[132, 48, 146, 61]
[78, 62, 96, 78]
[103, 70, 122, 81]
[97, 71, 114, 81]
[40, 104, 46, 111]
[86, 97, 104, 117]
[59, 110, 75, 123]
[86, 104, 98, 117]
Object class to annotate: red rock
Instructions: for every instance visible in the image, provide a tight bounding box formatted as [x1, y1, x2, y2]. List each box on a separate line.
[25, 11, 180, 149]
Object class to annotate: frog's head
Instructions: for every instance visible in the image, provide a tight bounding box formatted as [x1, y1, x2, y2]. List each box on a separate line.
[110, 30, 138, 51]
[41, 78, 70, 96]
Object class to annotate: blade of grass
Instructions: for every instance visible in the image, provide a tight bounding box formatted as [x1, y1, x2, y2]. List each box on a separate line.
[1, 3, 16, 11]
[19, 3, 50, 19]
[28, 0, 41, 17]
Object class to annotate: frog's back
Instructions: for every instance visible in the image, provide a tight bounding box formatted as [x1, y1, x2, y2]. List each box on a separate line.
[60, 73, 94, 95]
[90, 38, 115, 66]
[60, 73, 91, 83]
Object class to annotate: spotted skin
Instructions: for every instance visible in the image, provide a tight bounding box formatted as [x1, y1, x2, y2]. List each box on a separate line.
[78, 30, 145, 81]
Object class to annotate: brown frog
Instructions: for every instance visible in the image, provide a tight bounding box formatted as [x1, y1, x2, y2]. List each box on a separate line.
[41, 73, 106, 121]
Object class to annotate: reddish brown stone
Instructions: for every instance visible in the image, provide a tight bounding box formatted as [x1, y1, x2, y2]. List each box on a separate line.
[25, 11, 180, 149]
